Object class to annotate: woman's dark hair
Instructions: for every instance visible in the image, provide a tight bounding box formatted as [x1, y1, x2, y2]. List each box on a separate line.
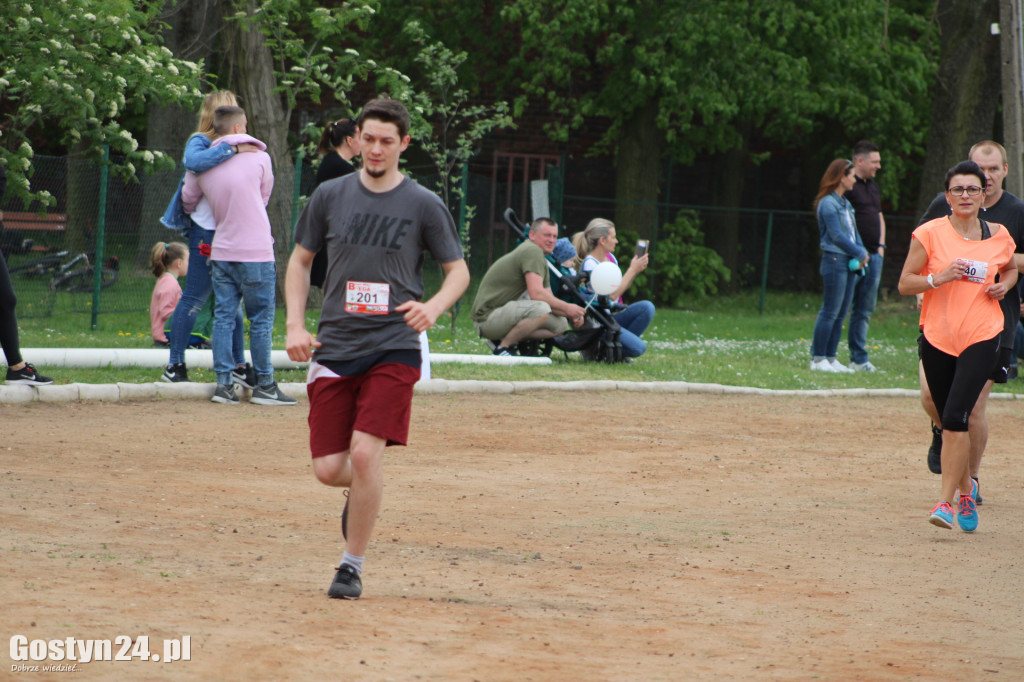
[813, 159, 854, 211]
[944, 160, 986, 190]
[317, 118, 357, 156]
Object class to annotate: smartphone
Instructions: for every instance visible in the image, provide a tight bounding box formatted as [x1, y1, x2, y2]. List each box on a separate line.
[635, 240, 648, 258]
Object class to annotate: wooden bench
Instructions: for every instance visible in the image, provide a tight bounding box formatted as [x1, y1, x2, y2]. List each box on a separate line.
[1, 211, 67, 253]
[3, 211, 67, 233]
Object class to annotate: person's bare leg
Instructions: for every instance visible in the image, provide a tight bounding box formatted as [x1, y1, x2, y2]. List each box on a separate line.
[939, 430, 973, 504]
[339, 430, 387, 558]
[500, 314, 550, 347]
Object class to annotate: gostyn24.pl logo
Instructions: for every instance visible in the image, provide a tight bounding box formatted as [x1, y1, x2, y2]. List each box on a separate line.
[9, 635, 191, 668]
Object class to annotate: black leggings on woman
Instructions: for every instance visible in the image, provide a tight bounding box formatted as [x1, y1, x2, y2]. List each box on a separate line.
[0, 248, 23, 367]
[920, 334, 1000, 432]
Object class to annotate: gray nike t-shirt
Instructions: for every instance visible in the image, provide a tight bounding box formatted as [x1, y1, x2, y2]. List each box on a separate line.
[294, 174, 464, 361]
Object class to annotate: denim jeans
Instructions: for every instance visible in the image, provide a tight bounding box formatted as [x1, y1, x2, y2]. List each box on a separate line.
[811, 253, 856, 359]
[168, 224, 245, 366]
[614, 300, 655, 358]
[211, 260, 276, 387]
[848, 252, 883, 364]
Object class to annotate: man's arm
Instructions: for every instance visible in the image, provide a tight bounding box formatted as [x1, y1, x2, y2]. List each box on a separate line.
[878, 213, 886, 256]
[525, 271, 585, 326]
[395, 259, 471, 332]
[284, 244, 320, 362]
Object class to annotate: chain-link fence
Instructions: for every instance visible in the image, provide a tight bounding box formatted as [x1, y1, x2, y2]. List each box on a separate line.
[2, 151, 921, 321]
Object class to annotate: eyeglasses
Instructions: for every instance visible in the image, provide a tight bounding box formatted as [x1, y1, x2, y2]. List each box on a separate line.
[947, 185, 983, 197]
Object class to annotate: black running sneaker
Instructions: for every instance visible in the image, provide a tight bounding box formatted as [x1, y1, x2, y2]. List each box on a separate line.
[162, 363, 189, 383]
[973, 477, 983, 506]
[927, 424, 942, 474]
[327, 564, 362, 599]
[231, 363, 257, 390]
[5, 363, 53, 386]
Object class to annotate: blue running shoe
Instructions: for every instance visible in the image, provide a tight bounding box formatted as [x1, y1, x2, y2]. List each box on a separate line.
[958, 481, 979, 532]
[929, 501, 954, 529]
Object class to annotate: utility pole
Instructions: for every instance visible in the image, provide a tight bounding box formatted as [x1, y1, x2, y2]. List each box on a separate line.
[998, 0, 1024, 196]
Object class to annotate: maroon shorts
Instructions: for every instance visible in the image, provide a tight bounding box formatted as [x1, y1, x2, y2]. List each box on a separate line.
[306, 361, 420, 458]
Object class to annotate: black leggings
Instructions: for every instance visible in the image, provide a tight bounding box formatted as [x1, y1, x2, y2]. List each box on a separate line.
[920, 334, 999, 432]
[0, 248, 22, 367]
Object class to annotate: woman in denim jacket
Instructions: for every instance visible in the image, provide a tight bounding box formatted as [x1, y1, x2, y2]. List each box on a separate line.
[810, 159, 868, 373]
[159, 91, 255, 383]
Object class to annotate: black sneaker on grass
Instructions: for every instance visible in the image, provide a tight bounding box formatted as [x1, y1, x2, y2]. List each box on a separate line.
[327, 564, 362, 600]
[210, 383, 239, 405]
[250, 382, 297, 406]
[927, 423, 942, 474]
[232, 363, 257, 390]
[5, 363, 53, 386]
[162, 363, 189, 383]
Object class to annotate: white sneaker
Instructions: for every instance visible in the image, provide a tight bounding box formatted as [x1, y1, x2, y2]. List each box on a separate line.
[850, 361, 877, 373]
[810, 359, 834, 372]
[829, 359, 854, 373]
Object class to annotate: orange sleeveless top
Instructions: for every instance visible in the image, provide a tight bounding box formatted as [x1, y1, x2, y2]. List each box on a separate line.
[915, 217, 1015, 355]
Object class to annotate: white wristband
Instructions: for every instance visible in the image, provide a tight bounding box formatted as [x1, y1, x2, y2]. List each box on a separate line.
[927, 273, 937, 288]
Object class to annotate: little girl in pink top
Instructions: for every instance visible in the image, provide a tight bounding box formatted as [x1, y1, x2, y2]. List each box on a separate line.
[150, 242, 189, 347]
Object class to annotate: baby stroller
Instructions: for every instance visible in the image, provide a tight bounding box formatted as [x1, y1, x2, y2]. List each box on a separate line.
[495, 209, 624, 363]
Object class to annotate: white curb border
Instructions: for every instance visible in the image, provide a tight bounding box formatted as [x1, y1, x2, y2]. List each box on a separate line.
[4, 379, 1015, 404]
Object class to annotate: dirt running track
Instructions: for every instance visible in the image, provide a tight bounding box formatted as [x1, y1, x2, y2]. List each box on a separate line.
[2, 391, 1022, 681]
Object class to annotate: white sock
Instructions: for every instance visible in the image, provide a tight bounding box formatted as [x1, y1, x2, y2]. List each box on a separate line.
[341, 552, 364, 574]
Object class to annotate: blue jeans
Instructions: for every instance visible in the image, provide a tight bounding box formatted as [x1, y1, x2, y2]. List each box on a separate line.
[613, 300, 655, 358]
[168, 224, 245, 366]
[211, 260, 276, 387]
[811, 253, 856, 359]
[848, 252, 883, 364]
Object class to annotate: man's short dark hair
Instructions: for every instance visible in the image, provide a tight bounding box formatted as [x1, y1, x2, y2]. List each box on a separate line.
[213, 105, 245, 137]
[357, 98, 411, 138]
[530, 217, 557, 233]
[852, 140, 880, 159]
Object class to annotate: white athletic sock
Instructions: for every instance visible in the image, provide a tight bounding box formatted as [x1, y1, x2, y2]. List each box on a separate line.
[341, 552, 364, 575]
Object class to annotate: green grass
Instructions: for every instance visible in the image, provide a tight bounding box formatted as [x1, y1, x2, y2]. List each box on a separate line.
[13, 288, 996, 393]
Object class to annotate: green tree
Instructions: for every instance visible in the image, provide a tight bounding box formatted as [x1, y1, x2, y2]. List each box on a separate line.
[0, 0, 203, 211]
[225, 0, 382, 280]
[379, 21, 513, 251]
[501, 0, 936, 281]
[914, 0, 1002, 218]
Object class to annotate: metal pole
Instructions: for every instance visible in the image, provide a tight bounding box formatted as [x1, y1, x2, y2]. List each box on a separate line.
[759, 212, 773, 316]
[90, 145, 109, 330]
[291, 148, 304, 241]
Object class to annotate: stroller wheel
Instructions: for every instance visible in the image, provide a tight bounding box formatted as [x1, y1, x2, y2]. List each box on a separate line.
[515, 339, 553, 357]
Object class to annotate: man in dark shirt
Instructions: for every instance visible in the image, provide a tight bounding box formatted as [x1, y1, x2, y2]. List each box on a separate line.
[916, 140, 1024, 504]
[846, 140, 885, 372]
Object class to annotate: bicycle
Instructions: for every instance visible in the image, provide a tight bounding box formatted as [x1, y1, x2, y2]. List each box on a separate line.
[8, 249, 119, 292]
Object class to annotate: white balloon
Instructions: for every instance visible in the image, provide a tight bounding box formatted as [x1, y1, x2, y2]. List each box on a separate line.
[589, 261, 622, 296]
